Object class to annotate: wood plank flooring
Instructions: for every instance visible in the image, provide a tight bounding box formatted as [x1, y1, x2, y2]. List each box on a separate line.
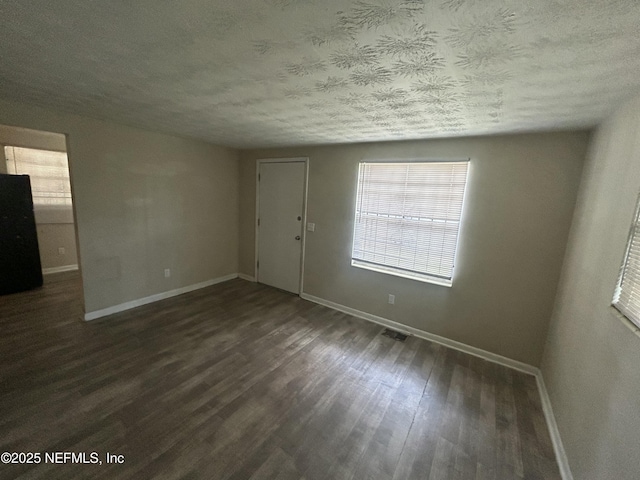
[0, 272, 560, 480]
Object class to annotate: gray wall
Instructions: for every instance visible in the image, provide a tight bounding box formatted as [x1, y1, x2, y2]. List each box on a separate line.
[541, 96, 640, 479]
[0, 99, 239, 314]
[1, 125, 78, 270]
[240, 131, 589, 366]
[35, 223, 78, 270]
[0, 124, 67, 152]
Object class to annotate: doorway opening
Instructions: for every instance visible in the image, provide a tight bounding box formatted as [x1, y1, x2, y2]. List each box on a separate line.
[1, 124, 80, 293]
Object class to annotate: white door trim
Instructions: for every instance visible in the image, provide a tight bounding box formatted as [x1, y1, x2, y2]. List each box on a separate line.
[255, 157, 309, 295]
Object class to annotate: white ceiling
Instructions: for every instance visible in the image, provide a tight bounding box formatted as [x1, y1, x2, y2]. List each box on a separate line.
[1, 0, 639, 148]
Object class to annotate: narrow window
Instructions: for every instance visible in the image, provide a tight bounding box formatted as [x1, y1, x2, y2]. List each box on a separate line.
[351, 160, 469, 287]
[612, 194, 640, 328]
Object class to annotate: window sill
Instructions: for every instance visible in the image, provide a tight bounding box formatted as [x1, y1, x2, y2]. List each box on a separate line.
[351, 260, 452, 288]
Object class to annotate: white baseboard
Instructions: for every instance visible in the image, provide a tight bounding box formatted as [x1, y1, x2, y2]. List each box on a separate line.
[299, 292, 537, 376]
[299, 291, 572, 479]
[238, 273, 256, 282]
[43, 264, 79, 275]
[535, 372, 573, 480]
[84, 273, 238, 321]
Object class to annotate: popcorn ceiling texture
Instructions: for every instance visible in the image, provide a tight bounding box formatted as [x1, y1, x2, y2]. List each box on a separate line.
[0, 0, 638, 147]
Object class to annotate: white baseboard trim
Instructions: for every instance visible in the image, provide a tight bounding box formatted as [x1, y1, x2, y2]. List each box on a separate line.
[299, 292, 537, 376]
[535, 372, 573, 480]
[84, 273, 238, 321]
[299, 291, 572, 479]
[238, 273, 256, 282]
[43, 264, 79, 275]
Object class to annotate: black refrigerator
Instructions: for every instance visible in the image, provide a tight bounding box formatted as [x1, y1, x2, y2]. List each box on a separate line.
[0, 173, 43, 295]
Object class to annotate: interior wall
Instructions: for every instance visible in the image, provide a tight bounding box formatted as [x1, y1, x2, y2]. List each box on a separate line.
[0, 124, 67, 152]
[1, 125, 78, 271]
[541, 96, 640, 479]
[240, 131, 589, 366]
[0, 99, 240, 314]
[35, 224, 78, 270]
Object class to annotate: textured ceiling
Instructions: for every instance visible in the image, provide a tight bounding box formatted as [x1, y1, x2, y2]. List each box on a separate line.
[1, 0, 639, 148]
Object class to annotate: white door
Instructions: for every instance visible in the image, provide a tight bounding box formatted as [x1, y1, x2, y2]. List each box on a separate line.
[257, 161, 306, 294]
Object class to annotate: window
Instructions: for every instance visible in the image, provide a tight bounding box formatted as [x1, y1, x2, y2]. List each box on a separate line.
[5, 146, 72, 206]
[351, 160, 469, 287]
[4, 146, 73, 224]
[612, 194, 640, 328]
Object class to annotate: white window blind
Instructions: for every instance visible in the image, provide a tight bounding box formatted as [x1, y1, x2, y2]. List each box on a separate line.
[351, 160, 469, 287]
[612, 194, 640, 328]
[5, 146, 72, 207]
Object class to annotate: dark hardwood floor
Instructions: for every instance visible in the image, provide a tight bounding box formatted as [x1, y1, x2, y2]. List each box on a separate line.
[0, 272, 560, 480]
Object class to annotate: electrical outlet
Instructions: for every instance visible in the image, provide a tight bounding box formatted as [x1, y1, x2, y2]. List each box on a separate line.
[58, 247, 65, 255]
[307, 222, 315, 232]
[388, 294, 395, 305]
[164, 269, 171, 278]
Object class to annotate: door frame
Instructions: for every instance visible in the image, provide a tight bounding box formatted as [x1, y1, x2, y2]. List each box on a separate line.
[255, 157, 309, 295]
[2, 132, 83, 281]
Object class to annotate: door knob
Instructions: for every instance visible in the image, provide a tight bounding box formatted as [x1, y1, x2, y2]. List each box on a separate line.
[295, 236, 301, 240]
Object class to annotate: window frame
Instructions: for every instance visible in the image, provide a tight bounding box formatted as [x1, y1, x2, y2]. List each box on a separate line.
[350, 158, 470, 288]
[4, 145, 74, 224]
[612, 192, 640, 330]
